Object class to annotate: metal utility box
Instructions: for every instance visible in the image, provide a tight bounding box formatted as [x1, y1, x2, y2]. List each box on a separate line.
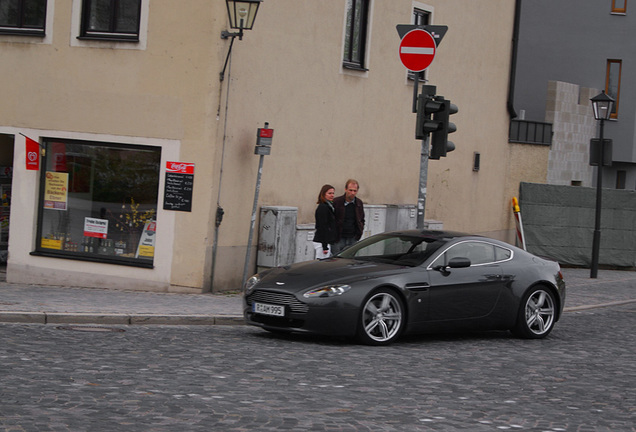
[257, 206, 297, 269]
[385, 204, 417, 232]
[362, 204, 387, 239]
[295, 223, 316, 263]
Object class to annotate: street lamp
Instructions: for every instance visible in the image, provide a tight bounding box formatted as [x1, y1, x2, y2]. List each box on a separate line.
[212, 0, 263, 291]
[222, 0, 262, 40]
[589, 90, 614, 279]
[220, 0, 262, 81]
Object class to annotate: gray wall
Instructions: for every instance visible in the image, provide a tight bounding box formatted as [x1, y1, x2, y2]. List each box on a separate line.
[519, 182, 636, 268]
[515, 0, 636, 164]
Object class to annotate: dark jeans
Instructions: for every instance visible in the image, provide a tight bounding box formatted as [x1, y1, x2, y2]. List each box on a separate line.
[332, 236, 357, 255]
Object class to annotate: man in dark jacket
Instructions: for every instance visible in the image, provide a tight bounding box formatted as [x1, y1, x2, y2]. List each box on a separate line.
[332, 179, 365, 254]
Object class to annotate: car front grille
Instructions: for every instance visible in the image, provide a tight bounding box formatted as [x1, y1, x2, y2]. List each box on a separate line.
[246, 290, 309, 314]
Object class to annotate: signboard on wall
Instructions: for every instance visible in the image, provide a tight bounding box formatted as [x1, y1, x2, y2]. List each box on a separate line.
[163, 162, 194, 212]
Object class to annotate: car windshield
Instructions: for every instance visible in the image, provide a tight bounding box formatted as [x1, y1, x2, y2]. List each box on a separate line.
[336, 234, 448, 267]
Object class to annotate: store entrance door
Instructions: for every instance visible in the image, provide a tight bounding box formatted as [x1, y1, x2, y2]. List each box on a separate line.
[0, 134, 14, 270]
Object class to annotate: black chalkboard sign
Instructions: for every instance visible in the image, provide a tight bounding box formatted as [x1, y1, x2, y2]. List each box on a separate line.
[163, 163, 194, 212]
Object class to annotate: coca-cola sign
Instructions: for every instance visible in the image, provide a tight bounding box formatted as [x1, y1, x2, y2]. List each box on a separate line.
[166, 161, 195, 174]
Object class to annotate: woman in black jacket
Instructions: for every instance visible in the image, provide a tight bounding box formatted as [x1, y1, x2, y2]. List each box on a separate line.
[313, 184, 337, 259]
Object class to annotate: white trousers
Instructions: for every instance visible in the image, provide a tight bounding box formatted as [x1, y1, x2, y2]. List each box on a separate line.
[313, 242, 332, 259]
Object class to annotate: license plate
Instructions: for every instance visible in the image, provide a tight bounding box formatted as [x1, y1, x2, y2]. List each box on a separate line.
[252, 302, 285, 317]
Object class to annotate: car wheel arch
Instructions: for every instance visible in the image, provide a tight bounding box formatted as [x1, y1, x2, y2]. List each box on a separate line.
[512, 283, 559, 339]
[527, 282, 562, 321]
[367, 284, 410, 322]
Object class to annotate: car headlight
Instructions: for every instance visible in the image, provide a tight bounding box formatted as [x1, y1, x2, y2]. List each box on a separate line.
[244, 274, 260, 293]
[303, 284, 351, 298]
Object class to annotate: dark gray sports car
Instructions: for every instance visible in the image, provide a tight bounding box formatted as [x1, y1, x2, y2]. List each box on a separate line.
[243, 230, 566, 345]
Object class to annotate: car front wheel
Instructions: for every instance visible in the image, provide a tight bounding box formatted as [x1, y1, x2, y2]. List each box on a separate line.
[513, 286, 556, 339]
[356, 289, 405, 346]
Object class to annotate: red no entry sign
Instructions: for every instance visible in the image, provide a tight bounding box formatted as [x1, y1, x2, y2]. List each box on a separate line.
[399, 29, 436, 72]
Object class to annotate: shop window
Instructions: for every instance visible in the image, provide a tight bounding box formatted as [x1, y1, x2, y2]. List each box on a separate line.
[33, 138, 161, 268]
[79, 0, 142, 41]
[0, 0, 47, 36]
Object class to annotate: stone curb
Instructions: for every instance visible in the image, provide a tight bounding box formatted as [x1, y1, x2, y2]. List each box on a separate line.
[563, 298, 636, 312]
[0, 311, 245, 326]
[1, 299, 635, 326]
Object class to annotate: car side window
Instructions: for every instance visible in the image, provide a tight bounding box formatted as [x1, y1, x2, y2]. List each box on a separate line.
[495, 245, 512, 261]
[431, 241, 512, 267]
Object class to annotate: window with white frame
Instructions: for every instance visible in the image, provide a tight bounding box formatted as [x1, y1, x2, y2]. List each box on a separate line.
[0, 0, 47, 36]
[408, 7, 431, 81]
[79, 0, 142, 41]
[343, 0, 370, 70]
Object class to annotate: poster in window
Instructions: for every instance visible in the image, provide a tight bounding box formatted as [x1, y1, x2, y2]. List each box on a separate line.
[135, 220, 156, 258]
[84, 217, 109, 239]
[43, 172, 69, 210]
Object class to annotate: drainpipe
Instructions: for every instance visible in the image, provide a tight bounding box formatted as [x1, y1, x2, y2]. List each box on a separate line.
[507, 0, 522, 119]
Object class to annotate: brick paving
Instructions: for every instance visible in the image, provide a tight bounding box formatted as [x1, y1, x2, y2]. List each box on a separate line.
[0, 267, 635, 431]
[0, 305, 635, 431]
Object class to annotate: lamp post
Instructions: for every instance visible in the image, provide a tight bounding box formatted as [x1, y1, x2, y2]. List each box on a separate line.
[219, 0, 262, 81]
[589, 90, 614, 279]
[211, 0, 262, 291]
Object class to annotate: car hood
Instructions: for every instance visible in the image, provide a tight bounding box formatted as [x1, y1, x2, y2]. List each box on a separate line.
[257, 258, 411, 292]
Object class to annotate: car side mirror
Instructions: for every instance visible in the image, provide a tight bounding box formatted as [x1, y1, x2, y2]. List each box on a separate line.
[433, 257, 471, 275]
[448, 257, 471, 268]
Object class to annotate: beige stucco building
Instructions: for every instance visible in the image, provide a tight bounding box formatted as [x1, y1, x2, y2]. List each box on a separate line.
[0, 0, 547, 293]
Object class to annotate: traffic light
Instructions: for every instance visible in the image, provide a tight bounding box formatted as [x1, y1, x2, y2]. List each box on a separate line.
[415, 92, 458, 159]
[415, 93, 444, 140]
[429, 97, 458, 160]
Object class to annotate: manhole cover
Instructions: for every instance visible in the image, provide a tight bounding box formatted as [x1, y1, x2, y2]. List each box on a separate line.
[56, 325, 126, 333]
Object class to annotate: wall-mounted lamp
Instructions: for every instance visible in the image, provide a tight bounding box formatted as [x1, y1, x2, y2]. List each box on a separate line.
[222, 0, 261, 40]
[220, 0, 262, 81]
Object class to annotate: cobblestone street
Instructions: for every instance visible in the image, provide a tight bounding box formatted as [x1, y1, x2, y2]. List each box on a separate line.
[1, 301, 634, 431]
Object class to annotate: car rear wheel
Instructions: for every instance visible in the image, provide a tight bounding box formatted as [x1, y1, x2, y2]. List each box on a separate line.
[356, 289, 405, 346]
[513, 286, 556, 339]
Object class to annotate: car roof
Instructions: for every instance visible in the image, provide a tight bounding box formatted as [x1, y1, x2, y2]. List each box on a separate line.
[383, 229, 474, 241]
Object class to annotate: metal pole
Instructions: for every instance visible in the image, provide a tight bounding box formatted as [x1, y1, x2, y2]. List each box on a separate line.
[243, 153, 264, 285]
[415, 82, 435, 230]
[590, 118, 604, 278]
[416, 135, 430, 230]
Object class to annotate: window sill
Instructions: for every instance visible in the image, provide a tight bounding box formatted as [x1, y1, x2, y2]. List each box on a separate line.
[77, 35, 139, 43]
[0, 29, 45, 37]
[30, 250, 154, 268]
[342, 63, 369, 72]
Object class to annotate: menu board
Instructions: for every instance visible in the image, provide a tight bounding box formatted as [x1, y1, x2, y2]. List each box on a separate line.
[163, 162, 194, 212]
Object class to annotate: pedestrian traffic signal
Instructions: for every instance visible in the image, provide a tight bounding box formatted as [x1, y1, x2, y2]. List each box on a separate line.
[429, 97, 457, 160]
